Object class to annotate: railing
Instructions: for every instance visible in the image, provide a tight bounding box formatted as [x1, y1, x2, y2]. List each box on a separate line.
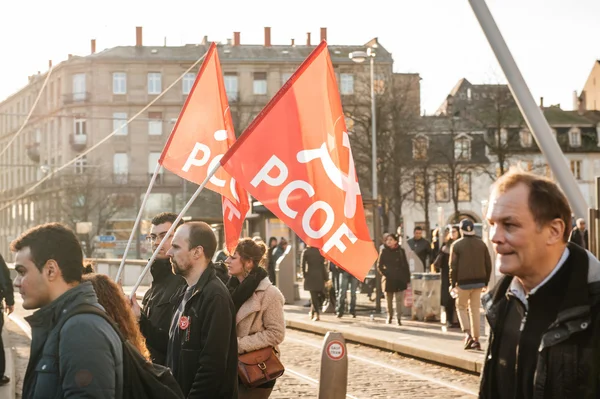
[86, 258, 153, 287]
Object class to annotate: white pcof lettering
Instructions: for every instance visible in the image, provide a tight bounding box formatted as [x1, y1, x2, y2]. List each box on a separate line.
[302, 201, 334, 239]
[230, 177, 240, 202]
[182, 142, 211, 172]
[278, 180, 315, 218]
[250, 155, 288, 188]
[214, 130, 228, 141]
[322, 223, 358, 253]
[208, 154, 226, 187]
[223, 198, 241, 221]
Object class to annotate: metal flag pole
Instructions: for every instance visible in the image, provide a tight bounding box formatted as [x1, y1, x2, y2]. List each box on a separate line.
[129, 162, 221, 299]
[468, 0, 588, 222]
[115, 162, 162, 284]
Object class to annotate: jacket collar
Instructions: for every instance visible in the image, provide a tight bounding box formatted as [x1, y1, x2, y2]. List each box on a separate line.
[190, 262, 216, 298]
[236, 277, 271, 324]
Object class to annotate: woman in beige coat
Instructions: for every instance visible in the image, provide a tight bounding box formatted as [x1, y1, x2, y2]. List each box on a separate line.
[225, 238, 286, 399]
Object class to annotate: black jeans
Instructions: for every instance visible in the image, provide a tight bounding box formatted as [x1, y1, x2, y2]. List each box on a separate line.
[309, 291, 322, 316]
[0, 312, 5, 376]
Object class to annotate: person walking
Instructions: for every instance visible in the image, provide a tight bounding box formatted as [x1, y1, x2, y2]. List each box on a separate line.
[377, 234, 411, 325]
[225, 238, 285, 398]
[568, 217, 588, 250]
[0, 254, 14, 386]
[432, 226, 460, 328]
[301, 246, 328, 321]
[450, 219, 492, 350]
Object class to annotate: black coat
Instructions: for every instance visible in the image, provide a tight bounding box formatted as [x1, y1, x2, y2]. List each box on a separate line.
[0, 254, 14, 307]
[170, 263, 238, 399]
[139, 258, 186, 366]
[377, 246, 411, 292]
[569, 227, 588, 250]
[433, 244, 452, 306]
[480, 243, 600, 398]
[301, 247, 328, 292]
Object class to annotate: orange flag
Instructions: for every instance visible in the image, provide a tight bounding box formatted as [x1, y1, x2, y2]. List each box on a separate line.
[220, 41, 377, 281]
[160, 42, 249, 253]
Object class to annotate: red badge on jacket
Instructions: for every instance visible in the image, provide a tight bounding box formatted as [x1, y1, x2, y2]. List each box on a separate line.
[179, 316, 190, 330]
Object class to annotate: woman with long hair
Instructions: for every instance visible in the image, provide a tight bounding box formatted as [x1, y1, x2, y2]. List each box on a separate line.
[225, 238, 285, 399]
[82, 270, 151, 360]
[377, 233, 411, 325]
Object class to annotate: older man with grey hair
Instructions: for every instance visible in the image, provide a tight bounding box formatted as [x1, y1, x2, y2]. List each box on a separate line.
[569, 217, 588, 250]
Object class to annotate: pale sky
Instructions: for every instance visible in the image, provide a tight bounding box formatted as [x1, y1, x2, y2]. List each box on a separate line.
[1, 0, 599, 114]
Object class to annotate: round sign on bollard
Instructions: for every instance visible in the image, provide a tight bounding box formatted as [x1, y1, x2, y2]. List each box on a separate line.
[318, 332, 348, 399]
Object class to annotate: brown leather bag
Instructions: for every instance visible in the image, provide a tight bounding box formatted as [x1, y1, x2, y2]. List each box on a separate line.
[238, 347, 285, 388]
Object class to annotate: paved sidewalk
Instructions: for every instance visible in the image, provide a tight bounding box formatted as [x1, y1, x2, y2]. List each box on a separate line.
[0, 329, 16, 398]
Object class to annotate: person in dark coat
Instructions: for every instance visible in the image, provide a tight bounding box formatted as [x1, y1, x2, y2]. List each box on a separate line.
[432, 226, 459, 328]
[132, 221, 238, 398]
[139, 212, 186, 365]
[0, 254, 14, 386]
[568, 217, 588, 250]
[377, 233, 411, 325]
[301, 246, 328, 321]
[266, 237, 278, 284]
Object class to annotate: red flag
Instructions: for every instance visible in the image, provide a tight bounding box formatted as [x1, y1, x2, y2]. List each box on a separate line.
[159, 43, 249, 253]
[221, 41, 377, 281]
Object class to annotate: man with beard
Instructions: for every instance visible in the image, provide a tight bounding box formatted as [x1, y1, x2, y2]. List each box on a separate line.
[132, 221, 237, 398]
[139, 212, 186, 365]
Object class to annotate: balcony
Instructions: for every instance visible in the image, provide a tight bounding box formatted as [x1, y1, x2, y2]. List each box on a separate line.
[69, 134, 87, 152]
[63, 92, 91, 105]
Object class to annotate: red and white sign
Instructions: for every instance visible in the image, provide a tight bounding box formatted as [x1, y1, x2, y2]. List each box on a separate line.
[221, 41, 377, 281]
[326, 340, 345, 361]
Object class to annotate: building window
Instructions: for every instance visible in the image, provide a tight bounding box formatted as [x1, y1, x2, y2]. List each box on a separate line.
[224, 73, 238, 101]
[74, 155, 87, 174]
[571, 160, 582, 180]
[551, 128, 558, 142]
[414, 174, 425, 202]
[457, 173, 471, 202]
[113, 112, 128, 135]
[113, 153, 128, 183]
[182, 73, 196, 95]
[148, 72, 162, 95]
[520, 129, 532, 147]
[435, 173, 450, 202]
[148, 112, 162, 136]
[454, 137, 471, 161]
[281, 72, 293, 87]
[374, 74, 386, 94]
[74, 119, 86, 136]
[148, 152, 163, 180]
[72, 74, 86, 101]
[495, 128, 508, 146]
[340, 74, 354, 95]
[113, 72, 126, 94]
[253, 72, 267, 95]
[412, 136, 428, 160]
[569, 127, 582, 147]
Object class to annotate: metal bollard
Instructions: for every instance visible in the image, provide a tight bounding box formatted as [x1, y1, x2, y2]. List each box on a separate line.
[318, 332, 348, 399]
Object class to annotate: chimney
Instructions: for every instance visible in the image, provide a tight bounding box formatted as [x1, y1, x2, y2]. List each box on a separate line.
[320, 27, 327, 42]
[91, 39, 96, 54]
[136, 26, 143, 47]
[306, 32, 311, 46]
[226, 38, 232, 46]
[540, 97, 544, 108]
[291, 38, 295, 46]
[48, 60, 52, 69]
[234, 32, 240, 46]
[201, 36, 208, 45]
[264, 27, 271, 47]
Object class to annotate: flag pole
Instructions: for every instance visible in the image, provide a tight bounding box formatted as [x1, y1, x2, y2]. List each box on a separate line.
[129, 162, 221, 299]
[468, 0, 588, 222]
[115, 162, 162, 284]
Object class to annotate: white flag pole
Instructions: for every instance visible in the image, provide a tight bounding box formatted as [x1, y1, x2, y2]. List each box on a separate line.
[115, 162, 162, 284]
[468, 0, 588, 222]
[129, 162, 221, 299]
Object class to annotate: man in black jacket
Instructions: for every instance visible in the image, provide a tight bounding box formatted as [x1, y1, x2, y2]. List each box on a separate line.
[481, 170, 600, 398]
[139, 212, 186, 366]
[132, 221, 237, 398]
[568, 217, 588, 250]
[0, 254, 14, 386]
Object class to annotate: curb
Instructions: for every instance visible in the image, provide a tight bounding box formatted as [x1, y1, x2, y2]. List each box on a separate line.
[285, 318, 484, 374]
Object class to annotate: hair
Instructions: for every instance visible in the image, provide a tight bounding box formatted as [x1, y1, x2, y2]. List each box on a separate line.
[235, 237, 268, 269]
[252, 236, 264, 244]
[151, 212, 183, 228]
[81, 273, 150, 360]
[10, 223, 83, 284]
[388, 233, 400, 243]
[414, 226, 423, 232]
[492, 168, 572, 242]
[186, 222, 217, 260]
[268, 237, 278, 247]
[83, 263, 95, 274]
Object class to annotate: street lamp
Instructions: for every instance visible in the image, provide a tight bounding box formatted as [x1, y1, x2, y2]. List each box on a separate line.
[350, 47, 382, 312]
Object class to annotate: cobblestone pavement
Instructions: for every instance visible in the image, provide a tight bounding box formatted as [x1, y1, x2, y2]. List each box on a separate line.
[6, 301, 480, 398]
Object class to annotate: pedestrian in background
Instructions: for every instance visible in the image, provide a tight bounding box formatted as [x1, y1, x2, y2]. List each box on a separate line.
[568, 217, 588, 250]
[301, 245, 328, 321]
[225, 238, 285, 399]
[0, 254, 14, 386]
[378, 233, 411, 325]
[266, 237, 278, 285]
[432, 226, 459, 328]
